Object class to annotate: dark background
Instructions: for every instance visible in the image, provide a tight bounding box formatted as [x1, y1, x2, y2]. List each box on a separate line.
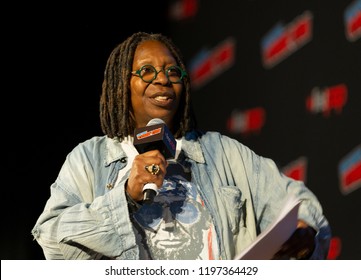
[3, 0, 360, 259]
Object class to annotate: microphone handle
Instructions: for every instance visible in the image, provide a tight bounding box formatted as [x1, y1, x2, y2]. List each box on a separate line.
[142, 183, 158, 204]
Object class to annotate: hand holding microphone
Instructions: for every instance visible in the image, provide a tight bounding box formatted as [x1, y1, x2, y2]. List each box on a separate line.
[127, 118, 176, 204]
[126, 150, 167, 204]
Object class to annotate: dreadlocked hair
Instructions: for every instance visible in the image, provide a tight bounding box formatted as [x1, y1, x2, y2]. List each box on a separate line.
[100, 32, 197, 140]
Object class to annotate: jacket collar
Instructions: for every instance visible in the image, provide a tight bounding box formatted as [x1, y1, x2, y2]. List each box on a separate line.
[181, 136, 205, 163]
[104, 137, 128, 166]
[104, 131, 205, 166]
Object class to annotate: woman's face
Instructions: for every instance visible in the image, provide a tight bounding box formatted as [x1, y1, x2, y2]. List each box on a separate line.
[130, 40, 183, 130]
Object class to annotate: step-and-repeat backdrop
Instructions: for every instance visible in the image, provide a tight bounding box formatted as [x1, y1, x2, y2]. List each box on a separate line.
[167, 0, 361, 259]
[6, 0, 359, 261]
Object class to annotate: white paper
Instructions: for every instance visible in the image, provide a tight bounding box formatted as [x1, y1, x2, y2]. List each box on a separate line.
[235, 194, 301, 260]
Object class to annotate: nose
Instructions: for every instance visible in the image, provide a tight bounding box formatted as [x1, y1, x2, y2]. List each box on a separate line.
[154, 68, 170, 85]
[161, 206, 176, 232]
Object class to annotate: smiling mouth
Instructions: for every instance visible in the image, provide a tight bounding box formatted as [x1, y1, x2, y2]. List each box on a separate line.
[154, 95, 172, 101]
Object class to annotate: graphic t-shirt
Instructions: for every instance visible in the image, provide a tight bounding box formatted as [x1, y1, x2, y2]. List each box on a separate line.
[118, 137, 218, 260]
[132, 168, 218, 260]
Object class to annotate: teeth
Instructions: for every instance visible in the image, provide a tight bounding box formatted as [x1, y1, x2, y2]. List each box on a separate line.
[155, 96, 168, 101]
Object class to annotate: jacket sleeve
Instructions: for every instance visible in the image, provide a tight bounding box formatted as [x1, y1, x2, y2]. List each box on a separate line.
[220, 133, 332, 259]
[31, 144, 138, 260]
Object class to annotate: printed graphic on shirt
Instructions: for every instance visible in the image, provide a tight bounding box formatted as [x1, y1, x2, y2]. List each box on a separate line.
[132, 174, 217, 260]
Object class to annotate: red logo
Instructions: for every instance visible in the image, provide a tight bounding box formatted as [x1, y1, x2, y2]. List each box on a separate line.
[168, 0, 198, 21]
[136, 127, 162, 140]
[344, 0, 361, 42]
[261, 11, 313, 68]
[189, 37, 235, 89]
[327, 237, 342, 260]
[338, 145, 361, 195]
[306, 84, 348, 117]
[226, 107, 266, 135]
[282, 157, 308, 182]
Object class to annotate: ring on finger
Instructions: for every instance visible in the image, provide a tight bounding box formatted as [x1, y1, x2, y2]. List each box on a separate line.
[145, 164, 160, 175]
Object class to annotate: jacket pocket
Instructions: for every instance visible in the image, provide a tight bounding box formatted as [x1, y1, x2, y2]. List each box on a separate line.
[217, 186, 246, 234]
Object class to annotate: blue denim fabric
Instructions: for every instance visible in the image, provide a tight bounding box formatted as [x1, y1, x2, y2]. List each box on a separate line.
[32, 131, 331, 259]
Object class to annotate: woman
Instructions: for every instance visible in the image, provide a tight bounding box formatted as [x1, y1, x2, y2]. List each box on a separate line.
[32, 32, 331, 260]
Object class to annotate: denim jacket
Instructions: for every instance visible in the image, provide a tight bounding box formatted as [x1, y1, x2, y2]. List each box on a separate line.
[32, 131, 331, 259]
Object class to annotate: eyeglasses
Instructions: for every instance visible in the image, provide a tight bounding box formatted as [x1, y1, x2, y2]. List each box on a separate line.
[134, 200, 200, 229]
[131, 64, 187, 84]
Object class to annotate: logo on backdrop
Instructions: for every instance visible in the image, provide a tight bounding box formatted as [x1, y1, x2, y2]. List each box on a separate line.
[327, 236, 342, 260]
[189, 37, 235, 89]
[281, 157, 308, 183]
[305, 83, 348, 117]
[344, 0, 361, 42]
[338, 144, 361, 195]
[261, 10, 313, 68]
[168, 0, 199, 21]
[226, 107, 266, 135]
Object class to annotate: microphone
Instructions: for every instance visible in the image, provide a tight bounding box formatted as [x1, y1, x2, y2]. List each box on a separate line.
[133, 118, 176, 204]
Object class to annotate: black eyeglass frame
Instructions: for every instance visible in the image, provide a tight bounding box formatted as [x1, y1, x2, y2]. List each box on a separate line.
[131, 64, 187, 84]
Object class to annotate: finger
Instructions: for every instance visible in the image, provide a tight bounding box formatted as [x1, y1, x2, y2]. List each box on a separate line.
[127, 154, 166, 200]
[274, 227, 316, 259]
